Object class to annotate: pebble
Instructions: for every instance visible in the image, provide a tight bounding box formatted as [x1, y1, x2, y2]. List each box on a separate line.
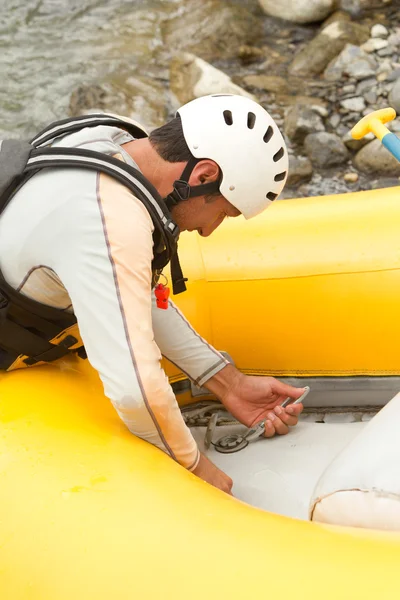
[377, 46, 395, 57]
[344, 172, 359, 183]
[377, 71, 389, 82]
[329, 114, 341, 129]
[364, 89, 378, 104]
[361, 38, 389, 53]
[340, 96, 366, 112]
[371, 24, 389, 39]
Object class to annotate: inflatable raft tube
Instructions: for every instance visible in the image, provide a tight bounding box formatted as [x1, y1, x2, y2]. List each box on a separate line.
[165, 185, 400, 383]
[1, 358, 400, 600]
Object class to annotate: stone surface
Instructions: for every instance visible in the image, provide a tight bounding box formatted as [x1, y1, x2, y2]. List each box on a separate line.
[169, 52, 255, 106]
[344, 172, 359, 183]
[162, 0, 262, 61]
[242, 74, 289, 94]
[388, 78, 400, 113]
[286, 155, 313, 186]
[258, 0, 336, 24]
[324, 44, 378, 81]
[361, 38, 389, 53]
[340, 96, 366, 112]
[284, 103, 325, 144]
[322, 10, 351, 29]
[371, 24, 389, 39]
[364, 89, 378, 104]
[304, 132, 349, 167]
[69, 77, 168, 130]
[354, 137, 400, 175]
[289, 21, 369, 77]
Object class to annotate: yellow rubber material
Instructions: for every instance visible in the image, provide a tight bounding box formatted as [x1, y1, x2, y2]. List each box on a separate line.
[1, 358, 400, 599]
[165, 185, 400, 381]
[3, 187, 400, 598]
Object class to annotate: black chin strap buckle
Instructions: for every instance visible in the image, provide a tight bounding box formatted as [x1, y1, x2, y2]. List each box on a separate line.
[172, 180, 191, 202]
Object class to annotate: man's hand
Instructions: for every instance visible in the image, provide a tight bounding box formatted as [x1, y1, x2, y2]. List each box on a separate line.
[192, 452, 233, 495]
[204, 364, 305, 437]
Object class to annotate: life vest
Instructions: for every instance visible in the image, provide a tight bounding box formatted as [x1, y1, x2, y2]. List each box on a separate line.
[0, 114, 187, 371]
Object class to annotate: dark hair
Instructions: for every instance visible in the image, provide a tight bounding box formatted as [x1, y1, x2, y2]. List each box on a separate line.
[149, 115, 193, 163]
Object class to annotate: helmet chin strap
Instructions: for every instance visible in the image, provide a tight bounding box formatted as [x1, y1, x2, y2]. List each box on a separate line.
[163, 156, 221, 296]
[163, 156, 221, 211]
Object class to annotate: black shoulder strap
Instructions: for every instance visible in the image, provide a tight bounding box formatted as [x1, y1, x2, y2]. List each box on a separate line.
[30, 113, 148, 148]
[26, 146, 187, 294]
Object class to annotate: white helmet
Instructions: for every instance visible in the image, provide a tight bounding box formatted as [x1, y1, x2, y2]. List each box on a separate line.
[177, 94, 288, 219]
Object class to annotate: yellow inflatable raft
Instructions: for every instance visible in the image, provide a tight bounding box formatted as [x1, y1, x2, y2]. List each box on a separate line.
[2, 187, 400, 599]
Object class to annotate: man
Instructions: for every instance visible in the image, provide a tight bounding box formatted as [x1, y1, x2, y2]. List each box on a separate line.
[0, 94, 304, 494]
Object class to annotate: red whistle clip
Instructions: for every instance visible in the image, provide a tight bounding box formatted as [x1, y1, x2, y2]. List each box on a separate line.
[155, 283, 170, 310]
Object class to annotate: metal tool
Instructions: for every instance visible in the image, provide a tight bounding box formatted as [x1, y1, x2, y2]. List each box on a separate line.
[281, 385, 310, 408]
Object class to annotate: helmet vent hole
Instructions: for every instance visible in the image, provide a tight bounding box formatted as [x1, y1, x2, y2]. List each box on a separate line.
[273, 147, 284, 162]
[263, 126, 273, 143]
[223, 110, 233, 126]
[247, 112, 256, 129]
[267, 192, 278, 201]
[274, 171, 286, 182]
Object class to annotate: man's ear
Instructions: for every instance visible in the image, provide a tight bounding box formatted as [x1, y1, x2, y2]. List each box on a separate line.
[190, 160, 220, 185]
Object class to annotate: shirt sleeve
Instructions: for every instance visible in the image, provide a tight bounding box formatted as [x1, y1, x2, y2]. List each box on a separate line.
[56, 172, 199, 470]
[151, 295, 229, 388]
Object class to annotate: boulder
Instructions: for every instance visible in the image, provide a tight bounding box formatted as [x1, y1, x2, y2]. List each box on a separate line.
[161, 0, 262, 61]
[69, 76, 168, 130]
[284, 104, 325, 144]
[304, 132, 350, 167]
[258, 0, 336, 24]
[169, 53, 255, 106]
[242, 75, 289, 94]
[354, 137, 400, 176]
[289, 21, 369, 77]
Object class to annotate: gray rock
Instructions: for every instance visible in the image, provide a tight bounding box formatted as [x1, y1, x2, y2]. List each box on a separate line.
[289, 21, 369, 77]
[304, 132, 350, 167]
[386, 68, 400, 82]
[329, 113, 341, 128]
[169, 52, 255, 106]
[258, 0, 336, 24]
[370, 177, 400, 189]
[354, 137, 400, 175]
[364, 89, 378, 104]
[371, 24, 389, 39]
[340, 97, 366, 112]
[161, 0, 262, 61]
[286, 155, 313, 186]
[242, 75, 289, 94]
[324, 44, 378, 82]
[356, 77, 376, 94]
[284, 104, 325, 144]
[339, 0, 370, 14]
[341, 84, 357, 94]
[389, 78, 400, 113]
[377, 47, 395, 58]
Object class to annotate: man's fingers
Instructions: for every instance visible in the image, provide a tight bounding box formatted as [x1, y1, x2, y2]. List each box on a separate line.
[273, 380, 306, 400]
[274, 404, 300, 427]
[264, 419, 275, 438]
[266, 412, 289, 436]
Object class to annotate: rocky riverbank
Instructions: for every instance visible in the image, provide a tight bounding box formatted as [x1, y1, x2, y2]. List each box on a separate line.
[2, 0, 400, 199]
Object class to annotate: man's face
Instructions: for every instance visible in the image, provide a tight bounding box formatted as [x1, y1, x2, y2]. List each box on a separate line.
[173, 195, 241, 237]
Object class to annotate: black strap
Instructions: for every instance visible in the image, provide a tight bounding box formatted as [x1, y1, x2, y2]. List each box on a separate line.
[30, 114, 148, 148]
[164, 156, 221, 210]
